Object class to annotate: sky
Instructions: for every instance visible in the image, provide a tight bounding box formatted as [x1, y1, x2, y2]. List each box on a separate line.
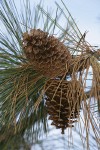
[0, 0, 100, 47]
[39, 0, 100, 47]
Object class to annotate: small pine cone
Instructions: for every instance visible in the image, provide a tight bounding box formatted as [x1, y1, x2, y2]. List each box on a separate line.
[22, 29, 72, 78]
[68, 55, 91, 75]
[45, 79, 85, 134]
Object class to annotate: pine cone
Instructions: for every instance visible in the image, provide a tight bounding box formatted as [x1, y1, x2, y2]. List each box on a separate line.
[22, 29, 72, 78]
[45, 79, 85, 134]
[68, 55, 91, 75]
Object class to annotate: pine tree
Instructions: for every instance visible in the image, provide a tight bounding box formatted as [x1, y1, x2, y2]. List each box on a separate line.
[0, 0, 100, 149]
